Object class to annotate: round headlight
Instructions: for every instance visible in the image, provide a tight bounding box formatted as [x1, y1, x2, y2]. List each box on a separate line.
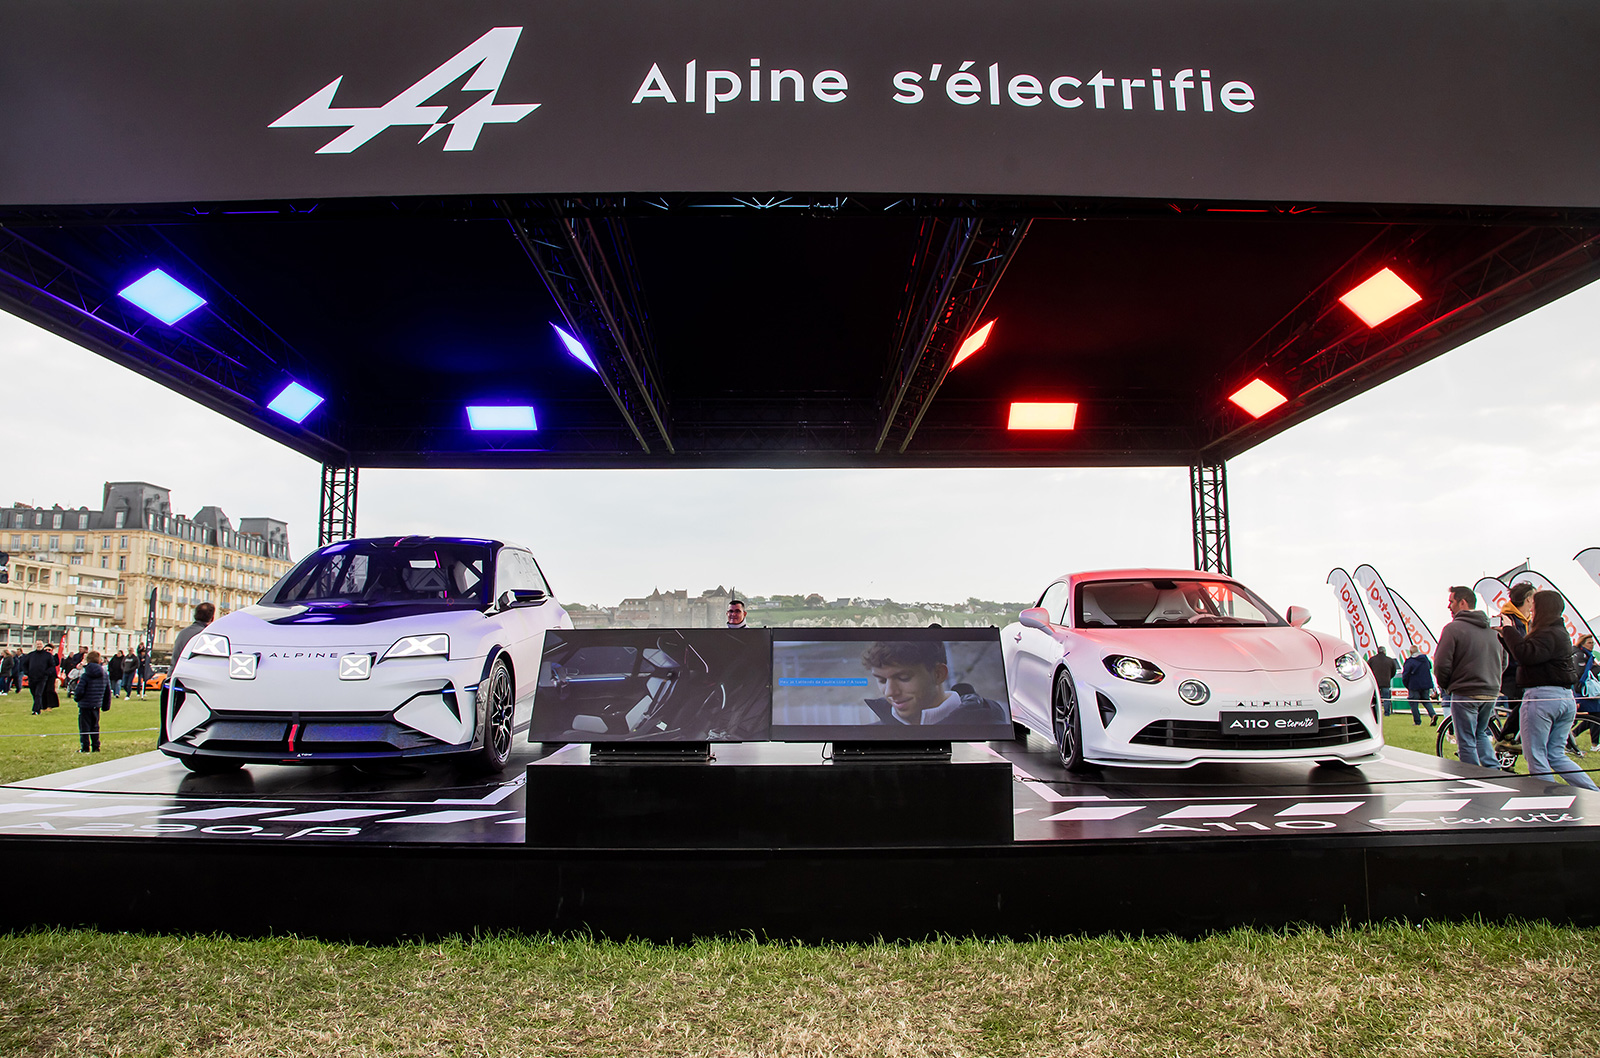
[1177, 679, 1210, 705]
[1318, 677, 1340, 702]
[1334, 650, 1365, 681]
[1104, 655, 1165, 684]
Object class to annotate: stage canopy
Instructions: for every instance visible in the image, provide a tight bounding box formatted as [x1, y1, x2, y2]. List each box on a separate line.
[3, 0, 1599, 469]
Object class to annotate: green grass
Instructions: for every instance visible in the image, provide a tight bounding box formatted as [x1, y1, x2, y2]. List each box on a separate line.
[1, 923, 1597, 1057]
[0, 689, 161, 784]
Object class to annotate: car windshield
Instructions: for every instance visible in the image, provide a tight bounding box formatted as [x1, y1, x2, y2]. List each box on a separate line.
[266, 541, 493, 608]
[1075, 578, 1284, 629]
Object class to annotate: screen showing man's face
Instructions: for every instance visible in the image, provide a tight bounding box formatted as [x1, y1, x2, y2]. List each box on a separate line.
[869, 662, 948, 715]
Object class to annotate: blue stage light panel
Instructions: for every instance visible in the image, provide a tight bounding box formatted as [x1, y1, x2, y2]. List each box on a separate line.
[118, 269, 206, 324]
[467, 405, 538, 431]
[266, 381, 325, 423]
[552, 323, 598, 372]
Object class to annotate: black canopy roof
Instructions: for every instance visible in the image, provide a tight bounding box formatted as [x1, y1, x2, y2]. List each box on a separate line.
[4, 1, 1599, 468]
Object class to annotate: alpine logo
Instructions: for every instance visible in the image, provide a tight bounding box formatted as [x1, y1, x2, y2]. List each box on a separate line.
[270, 27, 539, 154]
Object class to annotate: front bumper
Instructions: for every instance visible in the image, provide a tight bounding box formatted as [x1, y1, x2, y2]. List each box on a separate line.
[162, 652, 485, 764]
[1079, 672, 1384, 768]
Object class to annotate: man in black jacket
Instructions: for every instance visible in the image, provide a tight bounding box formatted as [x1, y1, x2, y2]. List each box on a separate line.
[23, 642, 59, 714]
[1435, 586, 1505, 768]
[105, 650, 124, 698]
[1367, 647, 1398, 715]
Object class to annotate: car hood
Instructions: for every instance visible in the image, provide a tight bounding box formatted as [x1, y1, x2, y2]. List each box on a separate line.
[206, 603, 482, 650]
[1080, 626, 1325, 672]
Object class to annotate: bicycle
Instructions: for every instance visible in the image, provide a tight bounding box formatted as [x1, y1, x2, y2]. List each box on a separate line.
[1435, 704, 1521, 771]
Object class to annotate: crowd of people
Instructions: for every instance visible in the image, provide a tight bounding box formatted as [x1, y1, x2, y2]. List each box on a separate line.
[0, 641, 159, 752]
[1371, 583, 1600, 791]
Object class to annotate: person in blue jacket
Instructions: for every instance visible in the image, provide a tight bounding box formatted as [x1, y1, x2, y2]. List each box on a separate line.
[70, 650, 111, 752]
[1401, 647, 1437, 725]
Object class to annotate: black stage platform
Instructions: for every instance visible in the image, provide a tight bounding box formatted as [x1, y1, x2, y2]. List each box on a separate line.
[2, 734, 1596, 941]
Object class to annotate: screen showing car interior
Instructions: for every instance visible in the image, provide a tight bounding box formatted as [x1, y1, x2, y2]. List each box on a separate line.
[529, 629, 771, 742]
[769, 628, 1014, 742]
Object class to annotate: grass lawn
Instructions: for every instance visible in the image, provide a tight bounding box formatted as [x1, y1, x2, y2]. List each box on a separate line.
[2, 923, 1598, 1057]
[0, 688, 161, 784]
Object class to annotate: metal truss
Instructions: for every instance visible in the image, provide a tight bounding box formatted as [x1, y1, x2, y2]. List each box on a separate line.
[1203, 222, 1600, 457]
[0, 225, 344, 461]
[876, 216, 1031, 454]
[1190, 461, 1231, 575]
[318, 463, 358, 546]
[506, 210, 673, 454]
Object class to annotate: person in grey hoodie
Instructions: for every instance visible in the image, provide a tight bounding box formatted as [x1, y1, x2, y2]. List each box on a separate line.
[1434, 586, 1507, 768]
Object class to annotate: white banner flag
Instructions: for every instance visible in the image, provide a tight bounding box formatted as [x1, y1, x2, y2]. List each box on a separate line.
[1327, 568, 1378, 656]
[1354, 564, 1410, 657]
[1510, 569, 1595, 645]
[1473, 576, 1513, 621]
[1388, 588, 1438, 656]
[1575, 548, 1600, 592]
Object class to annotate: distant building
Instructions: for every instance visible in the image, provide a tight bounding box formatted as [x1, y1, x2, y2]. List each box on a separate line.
[0, 481, 292, 655]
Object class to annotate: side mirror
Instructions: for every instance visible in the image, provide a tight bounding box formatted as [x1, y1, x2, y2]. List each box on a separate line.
[495, 589, 547, 610]
[1019, 606, 1054, 633]
[1286, 605, 1311, 628]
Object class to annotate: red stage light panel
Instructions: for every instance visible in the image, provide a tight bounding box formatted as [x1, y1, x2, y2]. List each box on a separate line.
[1007, 402, 1078, 430]
[1228, 379, 1287, 418]
[1339, 267, 1421, 327]
[951, 319, 996, 368]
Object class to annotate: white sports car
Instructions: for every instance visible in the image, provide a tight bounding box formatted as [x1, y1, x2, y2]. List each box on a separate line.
[1003, 569, 1382, 770]
[162, 536, 571, 773]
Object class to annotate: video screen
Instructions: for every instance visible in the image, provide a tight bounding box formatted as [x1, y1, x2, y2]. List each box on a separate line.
[529, 629, 771, 743]
[770, 629, 1014, 742]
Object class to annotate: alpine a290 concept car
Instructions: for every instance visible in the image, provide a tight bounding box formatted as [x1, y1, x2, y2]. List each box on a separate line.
[1003, 569, 1382, 770]
[161, 536, 570, 773]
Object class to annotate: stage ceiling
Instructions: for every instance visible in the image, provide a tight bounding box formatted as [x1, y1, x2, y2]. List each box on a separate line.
[3, 1, 1599, 469]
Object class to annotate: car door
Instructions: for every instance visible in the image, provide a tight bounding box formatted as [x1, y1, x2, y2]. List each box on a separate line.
[1010, 581, 1070, 730]
[490, 548, 544, 703]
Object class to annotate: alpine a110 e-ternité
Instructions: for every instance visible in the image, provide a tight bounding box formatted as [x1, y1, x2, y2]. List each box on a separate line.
[1003, 569, 1383, 770]
[161, 536, 570, 773]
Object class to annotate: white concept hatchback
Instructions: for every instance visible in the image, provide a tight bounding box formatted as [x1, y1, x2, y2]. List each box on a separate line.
[162, 536, 571, 773]
[1003, 570, 1382, 771]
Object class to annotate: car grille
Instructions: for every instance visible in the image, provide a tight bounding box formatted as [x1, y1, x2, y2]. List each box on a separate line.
[1129, 715, 1372, 751]
[180, 711, 445, 754]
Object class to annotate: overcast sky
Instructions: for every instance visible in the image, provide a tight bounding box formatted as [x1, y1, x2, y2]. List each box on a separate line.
[3, 280, 1597, 638]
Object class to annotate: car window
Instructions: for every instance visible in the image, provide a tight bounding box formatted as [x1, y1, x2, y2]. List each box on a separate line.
[1038, 582, 1070, 625]
[1075, 578, 1284, 628]
[271, 541, 492, 607]
[493, 547, 519, 598]
[523, 552, 551, 596]
[495, 549, 548, 596]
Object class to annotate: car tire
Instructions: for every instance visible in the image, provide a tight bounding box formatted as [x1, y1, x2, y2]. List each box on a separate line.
[474, 656, 515, 773]
[1052, 670, 1091, 772]
[180, 756, 243, 775]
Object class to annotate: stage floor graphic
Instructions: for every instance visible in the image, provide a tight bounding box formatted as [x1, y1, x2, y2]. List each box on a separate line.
[1, 731, 1594, 847]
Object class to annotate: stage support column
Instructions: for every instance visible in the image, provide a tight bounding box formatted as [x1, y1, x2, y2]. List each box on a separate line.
[318, 463, 358, 547]
[1189, 460, 1231, 575]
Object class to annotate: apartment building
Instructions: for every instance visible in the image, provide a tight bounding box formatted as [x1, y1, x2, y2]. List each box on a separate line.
[0, 481, 292, 657]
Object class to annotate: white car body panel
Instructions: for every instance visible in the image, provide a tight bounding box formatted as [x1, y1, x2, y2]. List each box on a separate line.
[1003, 568, 1383, 769]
